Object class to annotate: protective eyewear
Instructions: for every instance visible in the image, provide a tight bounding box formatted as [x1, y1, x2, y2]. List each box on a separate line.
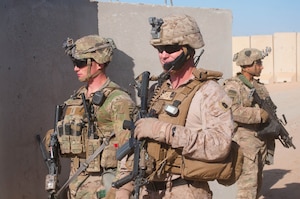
[73, 59, 87, 68]
[155, 45, 182, 54]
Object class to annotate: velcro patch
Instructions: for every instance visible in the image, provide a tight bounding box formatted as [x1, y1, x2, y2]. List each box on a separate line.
[159, 91, 176, 101]
[227, 89, 237, 98]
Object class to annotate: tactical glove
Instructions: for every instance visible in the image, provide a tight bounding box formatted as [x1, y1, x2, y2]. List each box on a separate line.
[260, 108, 269, 123]
[134, 118, 173, 144]
[257, 120, 280, 139]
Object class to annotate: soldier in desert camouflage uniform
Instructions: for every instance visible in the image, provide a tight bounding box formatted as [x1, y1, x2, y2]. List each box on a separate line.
[223, 47, 275, 199]
[131, 14, 234, 199]
[47, 35, 135, 199]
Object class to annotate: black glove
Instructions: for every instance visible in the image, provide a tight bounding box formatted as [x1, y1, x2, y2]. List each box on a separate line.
[257, 120, 280, 139]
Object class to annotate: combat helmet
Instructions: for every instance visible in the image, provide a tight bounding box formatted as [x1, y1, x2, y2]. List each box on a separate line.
[233, 47, 271, 66]
[149, 14, 204, 49]
[63, 35, 116, 81]
[63, 35, 116, 65]
[149, 14, 204, 71]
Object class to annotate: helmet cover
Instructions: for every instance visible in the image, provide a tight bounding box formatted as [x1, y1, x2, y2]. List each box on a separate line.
[233, 47, 271, 66]
[149, 14, 205, 49]
[63, 35, 116, 64]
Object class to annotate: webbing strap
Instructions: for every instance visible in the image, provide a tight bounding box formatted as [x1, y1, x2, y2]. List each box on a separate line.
[238, 74, 254, 89]
[55, 132, 115, 198]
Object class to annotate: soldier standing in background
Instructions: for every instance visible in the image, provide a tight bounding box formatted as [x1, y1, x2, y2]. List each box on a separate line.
[45, 35, 135, 199]
[223, 47, 277, 199]
[131, 14, 234, 199]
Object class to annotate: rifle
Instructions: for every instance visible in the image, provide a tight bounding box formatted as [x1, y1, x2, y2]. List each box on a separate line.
[112, 71, 150, 199]
[194, 49, 205, 67]
[253, 91, 296, 149]
[37, 105, 63, 199]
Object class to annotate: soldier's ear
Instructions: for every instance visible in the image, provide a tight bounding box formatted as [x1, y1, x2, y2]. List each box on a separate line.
[96, 63, 103, 70]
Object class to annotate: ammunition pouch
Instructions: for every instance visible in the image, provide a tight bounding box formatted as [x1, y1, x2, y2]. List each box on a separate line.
[70, 135, 84, 154]
[58, 134, 71, 154]
[84, 134, 118, 172]
[57, 98, 86, 156]
[100, 137, 118, 169]
[147, 141, 243, 186]
[86, 137, 101, 172]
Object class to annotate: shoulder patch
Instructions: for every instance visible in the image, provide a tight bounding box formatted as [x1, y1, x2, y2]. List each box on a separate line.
[218, 100, 231, 112]
[221, 101, 229, 109]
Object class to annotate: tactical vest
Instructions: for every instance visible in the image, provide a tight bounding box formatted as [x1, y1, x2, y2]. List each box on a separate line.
[57, 82, 122, 172]
[146, 68, 243, 185]
[147, 68, 211, 178]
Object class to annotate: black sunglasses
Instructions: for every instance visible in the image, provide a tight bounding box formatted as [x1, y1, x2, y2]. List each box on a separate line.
[155, 45, 182, 54]
[72, 59, 87, 68]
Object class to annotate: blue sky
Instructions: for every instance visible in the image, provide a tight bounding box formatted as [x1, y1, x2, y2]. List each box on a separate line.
[112, 0, 300, 36]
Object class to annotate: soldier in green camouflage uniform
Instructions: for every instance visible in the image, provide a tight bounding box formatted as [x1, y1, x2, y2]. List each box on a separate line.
[223, 48, 275, 199]
[53, 35, 135, 199]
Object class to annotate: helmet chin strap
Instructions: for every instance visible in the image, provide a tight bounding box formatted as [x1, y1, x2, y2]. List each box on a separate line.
[83, 58, 102, 82]
[242, 66, 256, 77]
[163, 47, 191, 71]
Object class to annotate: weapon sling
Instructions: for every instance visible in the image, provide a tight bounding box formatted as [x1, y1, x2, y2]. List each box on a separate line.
[55, 132, 115, 198]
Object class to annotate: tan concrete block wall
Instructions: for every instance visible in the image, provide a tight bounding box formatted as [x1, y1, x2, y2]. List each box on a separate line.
[273, 32, 297, 83]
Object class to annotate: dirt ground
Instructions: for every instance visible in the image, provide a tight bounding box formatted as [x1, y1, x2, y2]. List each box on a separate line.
[258, 82, 300, 199]
[210, 82, 300, 199]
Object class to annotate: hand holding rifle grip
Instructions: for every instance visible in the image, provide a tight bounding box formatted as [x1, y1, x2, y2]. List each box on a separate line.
[112, 71, 151, 196]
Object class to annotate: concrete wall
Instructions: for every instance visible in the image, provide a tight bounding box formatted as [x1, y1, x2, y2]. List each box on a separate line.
[273, 32, 297, 83]
[0, 1, 232, 199]
[233, 32, 300, 84]
[0, 0, 98, 198]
